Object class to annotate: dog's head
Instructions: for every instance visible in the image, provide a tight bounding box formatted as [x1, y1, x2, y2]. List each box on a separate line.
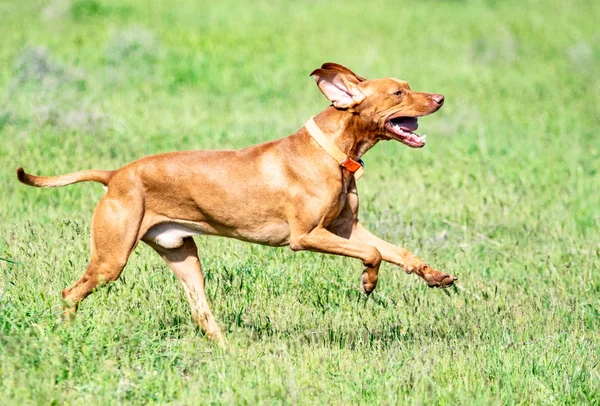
[310, 62, 444, 148]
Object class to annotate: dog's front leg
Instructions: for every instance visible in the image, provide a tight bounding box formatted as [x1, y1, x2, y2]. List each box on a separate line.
[348, 221, 457, 288]
[290, 227, 382, 295]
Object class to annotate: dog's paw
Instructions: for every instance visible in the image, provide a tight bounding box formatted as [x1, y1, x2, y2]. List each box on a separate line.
[207, 331, 228, 348]
[360, 271, 378, 296]
[422, 266, 457, 288]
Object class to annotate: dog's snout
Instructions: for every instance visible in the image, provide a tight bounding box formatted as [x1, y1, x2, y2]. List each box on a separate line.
[432, 94, 444, 105]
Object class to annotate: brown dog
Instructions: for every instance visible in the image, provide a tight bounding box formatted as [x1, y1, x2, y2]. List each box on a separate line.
[17, 63, 456, 344]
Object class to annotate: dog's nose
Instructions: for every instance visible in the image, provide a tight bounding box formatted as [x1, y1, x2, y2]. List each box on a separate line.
[432, 94, 445, 105]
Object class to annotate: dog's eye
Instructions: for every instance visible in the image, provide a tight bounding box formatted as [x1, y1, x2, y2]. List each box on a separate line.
[393, 90, 403, 96]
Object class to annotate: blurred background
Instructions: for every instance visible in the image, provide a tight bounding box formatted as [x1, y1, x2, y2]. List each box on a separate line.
[1, 0, 598, 229]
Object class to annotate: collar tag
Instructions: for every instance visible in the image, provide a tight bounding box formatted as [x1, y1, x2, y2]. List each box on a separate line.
[341, 157, 363, 173]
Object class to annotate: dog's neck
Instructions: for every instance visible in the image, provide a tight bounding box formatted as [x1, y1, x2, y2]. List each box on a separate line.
[312, 106, 379, 161]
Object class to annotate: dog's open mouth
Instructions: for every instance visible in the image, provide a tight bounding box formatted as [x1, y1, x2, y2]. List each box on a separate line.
[384, 117, 426, 148]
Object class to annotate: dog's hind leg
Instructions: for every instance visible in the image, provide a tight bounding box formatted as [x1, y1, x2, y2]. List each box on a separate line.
[144, 237, 225, 346]
[62, 192, 143, 318]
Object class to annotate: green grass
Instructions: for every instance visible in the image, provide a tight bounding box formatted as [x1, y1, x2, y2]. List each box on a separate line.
[1, 0, 599, 403]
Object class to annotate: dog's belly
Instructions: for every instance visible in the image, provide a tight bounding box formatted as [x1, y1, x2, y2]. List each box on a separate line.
[143, 220, 291, 250]
[144, 223, 202, 249]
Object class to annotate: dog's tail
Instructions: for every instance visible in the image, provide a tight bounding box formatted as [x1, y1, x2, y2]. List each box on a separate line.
[17, 167, 113, 188]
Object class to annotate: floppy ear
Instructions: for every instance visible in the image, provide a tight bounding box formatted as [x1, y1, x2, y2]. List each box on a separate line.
[310, 62, 366, 109]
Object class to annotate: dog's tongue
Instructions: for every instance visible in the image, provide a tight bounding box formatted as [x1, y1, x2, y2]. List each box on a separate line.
[394, 117, 418, 132]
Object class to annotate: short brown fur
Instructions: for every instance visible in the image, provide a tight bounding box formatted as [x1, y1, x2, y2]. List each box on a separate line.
[17, 63, 456, 344]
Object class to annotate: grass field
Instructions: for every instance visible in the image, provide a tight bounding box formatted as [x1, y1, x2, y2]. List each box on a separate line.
[1, 0, 599, 404]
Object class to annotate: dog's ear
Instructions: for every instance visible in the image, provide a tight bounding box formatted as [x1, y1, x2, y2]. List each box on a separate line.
[310, 62, 366, 109]
[319, 63, 366, 82]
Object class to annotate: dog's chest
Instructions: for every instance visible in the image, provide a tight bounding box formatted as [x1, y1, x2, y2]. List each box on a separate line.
[323, 175, 358, 224]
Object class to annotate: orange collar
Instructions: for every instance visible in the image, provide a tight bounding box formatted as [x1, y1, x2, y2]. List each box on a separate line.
[304, 116, 364, 180]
